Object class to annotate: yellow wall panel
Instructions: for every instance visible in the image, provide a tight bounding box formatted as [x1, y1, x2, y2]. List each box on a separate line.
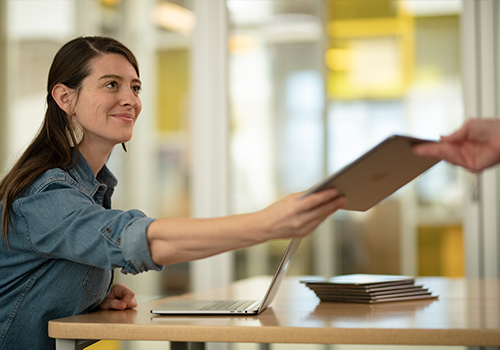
[418, 225, 464, 277]
[156, 50, 190, 133]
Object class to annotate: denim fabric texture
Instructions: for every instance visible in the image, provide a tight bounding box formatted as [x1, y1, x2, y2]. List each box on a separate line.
[0, 153, 161, 349]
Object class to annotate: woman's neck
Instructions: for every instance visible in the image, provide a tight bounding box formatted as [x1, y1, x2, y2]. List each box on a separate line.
[77, 144, 112, 177]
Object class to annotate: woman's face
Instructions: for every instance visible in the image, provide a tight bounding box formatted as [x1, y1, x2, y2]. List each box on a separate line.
[71, 53, 142, 151]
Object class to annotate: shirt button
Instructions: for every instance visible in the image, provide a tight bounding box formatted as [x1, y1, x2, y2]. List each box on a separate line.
[105, 228, 112, 234]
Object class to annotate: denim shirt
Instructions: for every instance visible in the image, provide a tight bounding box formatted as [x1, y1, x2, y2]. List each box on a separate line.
[0, 153, 162, 350]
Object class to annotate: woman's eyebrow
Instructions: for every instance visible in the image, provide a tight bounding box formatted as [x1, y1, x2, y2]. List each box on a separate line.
[99, 74, 142, 85]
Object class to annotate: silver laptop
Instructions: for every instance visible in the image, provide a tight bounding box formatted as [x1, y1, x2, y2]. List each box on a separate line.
[150, 237, 302, 315]
[150, 134, 439, 315]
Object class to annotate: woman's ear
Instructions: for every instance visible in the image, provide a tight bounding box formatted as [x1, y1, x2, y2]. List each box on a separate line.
[51, 83, 75, 115]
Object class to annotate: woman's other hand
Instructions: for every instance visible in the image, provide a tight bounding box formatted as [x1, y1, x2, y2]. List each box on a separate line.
[98, 283, 138, 311]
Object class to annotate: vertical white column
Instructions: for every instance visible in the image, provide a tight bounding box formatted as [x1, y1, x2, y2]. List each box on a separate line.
[114, 0, 162, 297]
[313, 1, 337, 278]
[478, 0, 499, 279]
[461, 0, 481, 278]
[0, 0, 7, 174]
[189, 0, 233, 292]
[121, 0, 159, 217]
[74, 0, 101, 35]
[461, 0, 499, 278]
[2, 1, 15, 173]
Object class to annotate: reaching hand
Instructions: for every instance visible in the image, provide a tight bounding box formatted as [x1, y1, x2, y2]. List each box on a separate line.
[413, 119, 500, 172]
[259, 189, 347, 240]
[98, 283, 138, 311]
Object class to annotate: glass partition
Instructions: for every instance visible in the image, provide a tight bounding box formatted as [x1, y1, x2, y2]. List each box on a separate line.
[228, 0, 465, 280]
[326, 0, 464, 277]
[228, 0, 328, 278]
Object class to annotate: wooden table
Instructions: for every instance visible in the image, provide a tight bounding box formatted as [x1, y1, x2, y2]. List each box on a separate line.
[49, 276, 500, 349]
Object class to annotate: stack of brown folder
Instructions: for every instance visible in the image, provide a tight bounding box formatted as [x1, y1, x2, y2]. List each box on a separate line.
[301, 274, 438, 304]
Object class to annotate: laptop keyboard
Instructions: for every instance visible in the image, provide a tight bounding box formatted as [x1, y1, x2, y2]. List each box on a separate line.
[200, 300, 258, 311]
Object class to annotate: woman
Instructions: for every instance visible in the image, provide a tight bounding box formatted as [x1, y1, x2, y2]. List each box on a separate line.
[0, 36, 346, 349]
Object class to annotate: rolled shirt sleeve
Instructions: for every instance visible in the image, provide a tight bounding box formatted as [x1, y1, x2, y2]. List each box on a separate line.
[14, 172, 163, 275]
[100, 213, 161, 274]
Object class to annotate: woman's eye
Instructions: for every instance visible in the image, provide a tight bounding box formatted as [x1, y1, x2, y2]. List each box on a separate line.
[132, 85, 142, 94]
[105, 81, 118, 89]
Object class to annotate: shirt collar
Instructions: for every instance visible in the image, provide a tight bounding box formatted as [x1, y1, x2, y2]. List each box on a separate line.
[65, 151, 118, 203]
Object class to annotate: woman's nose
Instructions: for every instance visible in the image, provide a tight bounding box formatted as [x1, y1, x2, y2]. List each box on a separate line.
[120, 88, 140, 107]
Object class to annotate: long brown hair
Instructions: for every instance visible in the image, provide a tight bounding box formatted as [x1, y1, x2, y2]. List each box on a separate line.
[0, 36, 140, 247]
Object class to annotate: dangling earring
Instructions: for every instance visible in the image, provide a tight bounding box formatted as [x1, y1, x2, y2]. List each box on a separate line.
[65, 122, 84, 147]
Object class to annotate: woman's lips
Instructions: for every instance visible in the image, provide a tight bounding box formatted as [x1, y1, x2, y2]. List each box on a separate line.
[111, 114, 135, 123]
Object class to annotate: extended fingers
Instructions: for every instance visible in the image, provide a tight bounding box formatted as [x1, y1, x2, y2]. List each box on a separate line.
[291, 191, 346, 236]
[413, 141, 466, 164]
[306, 194, 346, 220]
[442, 121, 470, 142]
[297, 189, 342, 211]
[414, 143, 449, 159]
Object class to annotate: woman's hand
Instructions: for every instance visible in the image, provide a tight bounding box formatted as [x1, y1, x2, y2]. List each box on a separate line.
[98, 283, 138, 311]
[258, 189, 346, 240]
